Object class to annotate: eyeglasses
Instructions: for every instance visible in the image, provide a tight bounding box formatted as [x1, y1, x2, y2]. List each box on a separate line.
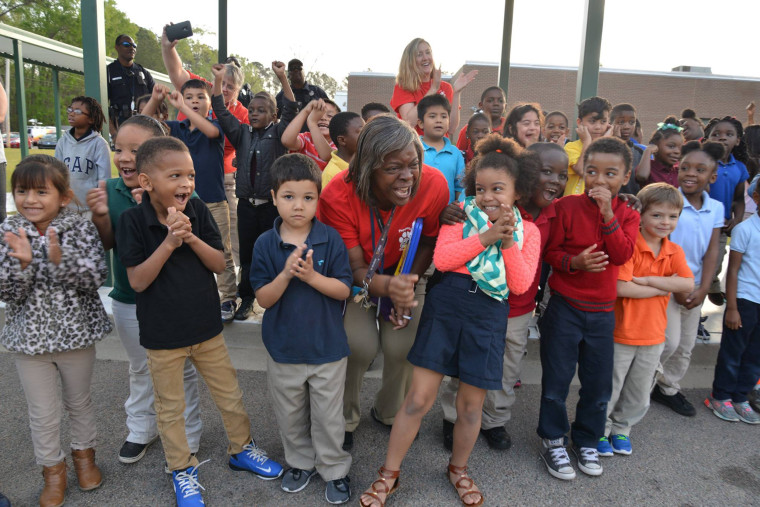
[67, 107, 89, 116]
[120, 41, 137, 49]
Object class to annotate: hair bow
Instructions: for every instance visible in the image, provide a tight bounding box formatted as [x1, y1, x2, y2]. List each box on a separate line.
[657, 122, 684, 133]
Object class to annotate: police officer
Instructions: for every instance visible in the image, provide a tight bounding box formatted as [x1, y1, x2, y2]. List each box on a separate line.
[275, 58, 328, 132]
[107, 35, 155, 134]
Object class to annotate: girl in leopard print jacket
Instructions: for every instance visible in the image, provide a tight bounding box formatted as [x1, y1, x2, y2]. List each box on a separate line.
[0, 155, 111, 498]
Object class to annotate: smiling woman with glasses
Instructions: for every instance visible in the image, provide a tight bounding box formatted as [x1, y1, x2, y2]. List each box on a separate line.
[106, 34, 155, 133]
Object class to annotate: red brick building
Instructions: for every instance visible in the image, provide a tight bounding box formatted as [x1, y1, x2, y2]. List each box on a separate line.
[347, 62, 760, 136]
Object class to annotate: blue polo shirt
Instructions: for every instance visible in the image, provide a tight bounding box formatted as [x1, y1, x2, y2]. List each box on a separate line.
[250, 217, 352, 364]
[731, 213, 760, 304]
[167, 119, 226, 204]
[670, 189, 724, 285]
[421, 136, 465, 203]
[709, 154, 749, 220]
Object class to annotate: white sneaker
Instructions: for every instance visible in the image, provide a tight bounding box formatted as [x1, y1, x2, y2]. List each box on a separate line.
[572, 445, 603, 476]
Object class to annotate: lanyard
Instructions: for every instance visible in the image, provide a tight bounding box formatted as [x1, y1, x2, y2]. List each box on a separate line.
[353, 207, 395, 308]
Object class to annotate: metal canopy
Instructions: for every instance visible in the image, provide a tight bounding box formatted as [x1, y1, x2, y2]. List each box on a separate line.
[0, 22, 171, 85]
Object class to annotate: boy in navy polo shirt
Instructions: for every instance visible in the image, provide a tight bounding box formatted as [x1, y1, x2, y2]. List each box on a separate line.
[144, 81, 238, 323]
[251, 154, 353, 504]
[116, 137, 283, 507]
[418, 94, 465, 203]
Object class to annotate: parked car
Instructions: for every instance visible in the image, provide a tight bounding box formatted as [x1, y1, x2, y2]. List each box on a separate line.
[37, 133, 59, 150]
[3, 132, 32, 148]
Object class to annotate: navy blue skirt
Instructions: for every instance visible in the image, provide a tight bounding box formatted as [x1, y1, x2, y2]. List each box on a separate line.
[407, 272, 508, 390]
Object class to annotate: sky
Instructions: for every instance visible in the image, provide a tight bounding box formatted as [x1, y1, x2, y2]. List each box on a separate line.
[116, 0, 760, 84]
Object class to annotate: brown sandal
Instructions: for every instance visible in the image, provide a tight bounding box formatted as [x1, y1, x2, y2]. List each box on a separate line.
[447, 463, 484, 507]
[359, 466, 400, 507]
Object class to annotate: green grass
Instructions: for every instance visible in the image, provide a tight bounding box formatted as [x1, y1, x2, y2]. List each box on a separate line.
[4, 147, 118, 193]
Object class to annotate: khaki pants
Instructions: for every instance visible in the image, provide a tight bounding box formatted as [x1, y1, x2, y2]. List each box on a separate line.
[441, 312, 531, 428]
[224, 172, 240, 270]
[657, 294, 703, 396]
[147, 334, 251, 472]
[206, 200, 237, 303]
[267, 355, 351, 480]
[15, 347, 97, 466]
[342, 285, 425, 431]
[606, 342, 664, 436]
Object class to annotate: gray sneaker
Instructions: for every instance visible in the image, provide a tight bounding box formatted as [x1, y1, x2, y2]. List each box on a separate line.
[572, 444, 603, 476]
[704, 395, 741, 422]
[281, 468, 316, 493]
[734, 401, 760, 424]
[221, 300, 238, 323]
[541, 438, 575, 480]
[325, 476, 351, 504]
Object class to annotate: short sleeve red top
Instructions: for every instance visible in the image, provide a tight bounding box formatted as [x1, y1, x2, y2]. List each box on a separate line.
[176, 71, 250, 174]
[456, 117, 506, 163]
[292, 132, 336, 170]
[390, 80, 454, 136]
[317, 165, 449, 268]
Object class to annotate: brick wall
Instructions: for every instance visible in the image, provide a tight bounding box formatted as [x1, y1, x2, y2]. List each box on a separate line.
[348, 63, 760, 136]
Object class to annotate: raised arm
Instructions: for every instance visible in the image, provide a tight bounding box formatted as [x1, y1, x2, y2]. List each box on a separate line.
[448, 70, 478, 137]
[87, 181, 115, 250]
[167, 90, 220, 139]
[281, 101, 314, 150]
[161, 24, 191, 90]
[306, 100, 334, 161]
[141, 84, 169, 118]
[635, 145, 657, 184]
[272, 61, 295, 103]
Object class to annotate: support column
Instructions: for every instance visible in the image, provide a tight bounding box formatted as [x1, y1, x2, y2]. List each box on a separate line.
[13, 39, 28, 158]
[52, 69, 61, 139]
[575, 0, 605, 106]
[218, 0, 227, 62]
[498, 0, 514, 98]
[81, 0, 110, 139]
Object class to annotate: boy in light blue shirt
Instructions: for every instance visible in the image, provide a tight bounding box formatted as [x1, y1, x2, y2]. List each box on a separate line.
[417, 94, 465, 203]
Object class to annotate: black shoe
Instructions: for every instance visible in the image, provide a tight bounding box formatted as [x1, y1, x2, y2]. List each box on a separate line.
[442, 419, 453, 451]
[234, 296, 255, 321]
[480, 426, 512, 450]
[370, 407, 392, 428]
[342, 431, 353, 451]
[118, 437, 157, 464]
[651, 385, 696, 416]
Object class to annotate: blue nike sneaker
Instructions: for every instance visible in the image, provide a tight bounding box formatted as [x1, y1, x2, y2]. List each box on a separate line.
[229, 441, 283, 480]
[610, 434, 632, 455]
[597, 436, 614, 457]
[172, 461, 208, 507]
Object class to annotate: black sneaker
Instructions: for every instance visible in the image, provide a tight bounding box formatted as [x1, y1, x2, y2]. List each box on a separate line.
[540, 438, 575, 480]
[480, 426, 511, 450]
[118, 437, 157, 464]
[651, 385, 696, 416]
[342, 432, 353, 451]
[221, 300, 238, 323]
[442, 419, 454, 451]
[281, 468, 316, 493]
[325, 476, 351, 504]
[234, 297, 255, 321]
[571, 444, 603, 476]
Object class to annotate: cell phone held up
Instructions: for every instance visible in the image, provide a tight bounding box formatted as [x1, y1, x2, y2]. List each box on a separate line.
[166, 21, 193, 42]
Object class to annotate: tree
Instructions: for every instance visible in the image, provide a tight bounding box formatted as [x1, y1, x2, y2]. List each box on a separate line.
[306, 71, 338, 97]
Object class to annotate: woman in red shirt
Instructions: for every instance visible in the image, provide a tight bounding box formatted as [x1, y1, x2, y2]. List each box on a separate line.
[317, 115, 449, 451]
[390, 38, 477, 137]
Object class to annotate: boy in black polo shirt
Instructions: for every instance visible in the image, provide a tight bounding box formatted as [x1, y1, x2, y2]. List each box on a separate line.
[143, 80, 238, 324]
[116, 137, 283, 507]
[251, 154, 353, 504]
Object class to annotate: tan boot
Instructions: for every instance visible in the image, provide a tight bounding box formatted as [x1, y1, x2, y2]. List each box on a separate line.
[71, 448, 102, 491]
[40, 460, 67, 507]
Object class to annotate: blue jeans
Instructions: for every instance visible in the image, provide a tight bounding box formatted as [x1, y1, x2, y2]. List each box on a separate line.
[712, 298, 760, 403]
[537, 295, 614, 448]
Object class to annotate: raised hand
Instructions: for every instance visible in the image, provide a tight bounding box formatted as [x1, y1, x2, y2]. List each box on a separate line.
[86, 180, 108, 217]
[211, 63, 226, 79]
[570, 244, 609, 272]
[152, 84, 169, 102]
[167, 90, 184, 110]
[131, 187, 144, 204]
[576, 125, 592, 146]
[161, 24, 179, 50]
[431, 66, 442, 93]
[272, 61, 287, 79]
[164, 206, 183, 249]
[4, 227, 32, 269]
[602, 123, 614, 137]
[587, 185, 613, 220]
[453, 70, 478, 94]
[307, 99, 326, 124]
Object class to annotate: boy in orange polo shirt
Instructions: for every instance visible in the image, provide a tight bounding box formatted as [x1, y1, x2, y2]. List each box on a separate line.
[599, 183, 694, 457]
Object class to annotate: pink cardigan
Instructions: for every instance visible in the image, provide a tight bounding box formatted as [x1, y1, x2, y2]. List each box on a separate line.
[433, 220, 541, 296]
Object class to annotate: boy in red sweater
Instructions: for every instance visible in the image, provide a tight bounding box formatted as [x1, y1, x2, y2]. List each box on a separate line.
[537, 137, 640, 480]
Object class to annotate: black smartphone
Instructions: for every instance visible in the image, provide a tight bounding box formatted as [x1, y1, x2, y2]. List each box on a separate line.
[166, 21, 193, 42]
